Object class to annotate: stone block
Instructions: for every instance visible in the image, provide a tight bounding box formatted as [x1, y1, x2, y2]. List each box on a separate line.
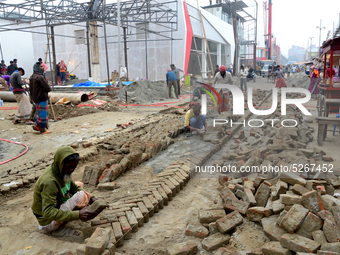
[216, 211, 243, 234]
[244, 188, 257, 206]
[292, 184, 310, 195]
[87, 200, 108, 214]
[296, 212, 323, 239]
[321, 195, 340, 210]
[224, 197, 250, 215]
[85, 227, 112, 255]
[97, 183, 116, 191]
[280, 233, 320, 253]
[320, 243, 340, 252]
[272, 200, 285, 214]
[323, 219, 340, 243]
[202, 232, 230, 252]
[317, 251, 340, 255]
[132, 207, 144, 227]
[280, 194, 302, 205]
[264, 222, 287, 241]
[331, 206, 340, 227]
[318, 210, 337, 225]
[166, 240, 198, 255]
[246, 207, 272, 222]
[98, 169, 113, 183]
[112, 222, 124, 247]
[262, 241, 292, 255]
[279, 204, 309, 234]
[209, 222, 219, 235]
[125, 211, 138, 233]
[118, 216, 132, 240]
[199, 209, 226, 224]
[185, 221, 209, 239]
[301, 190, 325, 214]
[277, 210, 287, 226]
[255, 182, 271, 207]
[280, 172, 306, 186]
[312, 230, 327, 246]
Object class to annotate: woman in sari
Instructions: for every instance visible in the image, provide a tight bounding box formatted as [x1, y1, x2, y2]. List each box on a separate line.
[10, 68, 34, 125]
[308, 66, 320, 100]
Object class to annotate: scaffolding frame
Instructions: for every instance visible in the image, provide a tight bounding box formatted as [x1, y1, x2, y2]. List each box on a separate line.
[0, 0, 179, 90]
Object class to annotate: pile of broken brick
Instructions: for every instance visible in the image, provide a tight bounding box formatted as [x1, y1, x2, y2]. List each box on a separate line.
[168, 171, 340, 255]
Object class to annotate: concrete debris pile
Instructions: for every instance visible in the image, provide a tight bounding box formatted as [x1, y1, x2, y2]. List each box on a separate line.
[286, 72, 310, 89]
[77, 159, 191, 255]
[82, 116, 184, 187]
[123, 80, 168, 103]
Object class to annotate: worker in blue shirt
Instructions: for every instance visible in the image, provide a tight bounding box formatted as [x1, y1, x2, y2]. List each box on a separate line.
[166, 69, 178, 99]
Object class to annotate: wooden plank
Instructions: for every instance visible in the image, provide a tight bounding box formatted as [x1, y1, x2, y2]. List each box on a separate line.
[317, 124, 325, 146]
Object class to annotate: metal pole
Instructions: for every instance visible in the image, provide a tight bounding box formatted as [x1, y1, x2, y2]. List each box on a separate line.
[86, 21, 92, 77]
[123, 27, 129, 81]
[117, 0, 122, 102]
[51, 26, 57, 86]
[103, 21, 111, 86]
[171, 23, 173, 64]
[145, 21, 148, 79]
[0, 41, 4, 63]
[319, 20, 321, 57]
[41, 0, 54, 88]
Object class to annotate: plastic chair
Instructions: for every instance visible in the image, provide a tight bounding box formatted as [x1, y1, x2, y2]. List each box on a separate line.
[333, 113, 340, 136]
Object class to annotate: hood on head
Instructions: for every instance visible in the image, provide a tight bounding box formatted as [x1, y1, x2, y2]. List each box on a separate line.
[52, 145, 79, 176]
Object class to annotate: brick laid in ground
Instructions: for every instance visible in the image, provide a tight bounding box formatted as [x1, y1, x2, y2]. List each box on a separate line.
[280, 233, 320, 253]
[85, 227, 112, 255]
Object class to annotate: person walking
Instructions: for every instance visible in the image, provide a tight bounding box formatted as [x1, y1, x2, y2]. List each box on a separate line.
[166, 69, 178, 99]
[287, 65, 291, 77]
[59, 60, 67, 85]
[38, 58, 48, 78]
[170, 64, 184, 96]
[308, 66, 320, 100]
[0, 60, 7, 75]
[13, 59, 18, 69]
[29, 62, 52, 134]
[214, 65, 219, 77]
[10, 68, 34, 125]
[239, 65, 247, 93]
[7, 61, 16, 76]
[275, 65, 287, 88]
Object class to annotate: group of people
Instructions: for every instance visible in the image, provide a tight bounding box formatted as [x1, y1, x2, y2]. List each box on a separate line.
[307, 63, 336, 99]
[0, 58, 18, 76]
[1, 59, 52, 134]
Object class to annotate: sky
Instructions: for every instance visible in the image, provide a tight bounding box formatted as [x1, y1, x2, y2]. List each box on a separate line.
[6, 0, 340, 58]
[198, 0, 340, 58]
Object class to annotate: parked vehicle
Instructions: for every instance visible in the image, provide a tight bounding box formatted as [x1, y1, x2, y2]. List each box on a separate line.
[261, 65, 269, 77]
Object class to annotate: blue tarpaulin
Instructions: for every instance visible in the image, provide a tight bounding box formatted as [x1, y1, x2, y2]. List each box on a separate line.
[72, 81, 134, 87]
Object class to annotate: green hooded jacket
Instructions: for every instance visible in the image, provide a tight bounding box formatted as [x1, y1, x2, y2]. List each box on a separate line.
[31, 145, 85, 226]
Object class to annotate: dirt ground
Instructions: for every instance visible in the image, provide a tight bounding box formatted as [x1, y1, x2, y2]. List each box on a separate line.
[1, 76, 340, 255]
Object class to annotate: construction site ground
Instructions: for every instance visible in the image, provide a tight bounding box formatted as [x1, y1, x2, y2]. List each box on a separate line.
[1, 74, 340, 255]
